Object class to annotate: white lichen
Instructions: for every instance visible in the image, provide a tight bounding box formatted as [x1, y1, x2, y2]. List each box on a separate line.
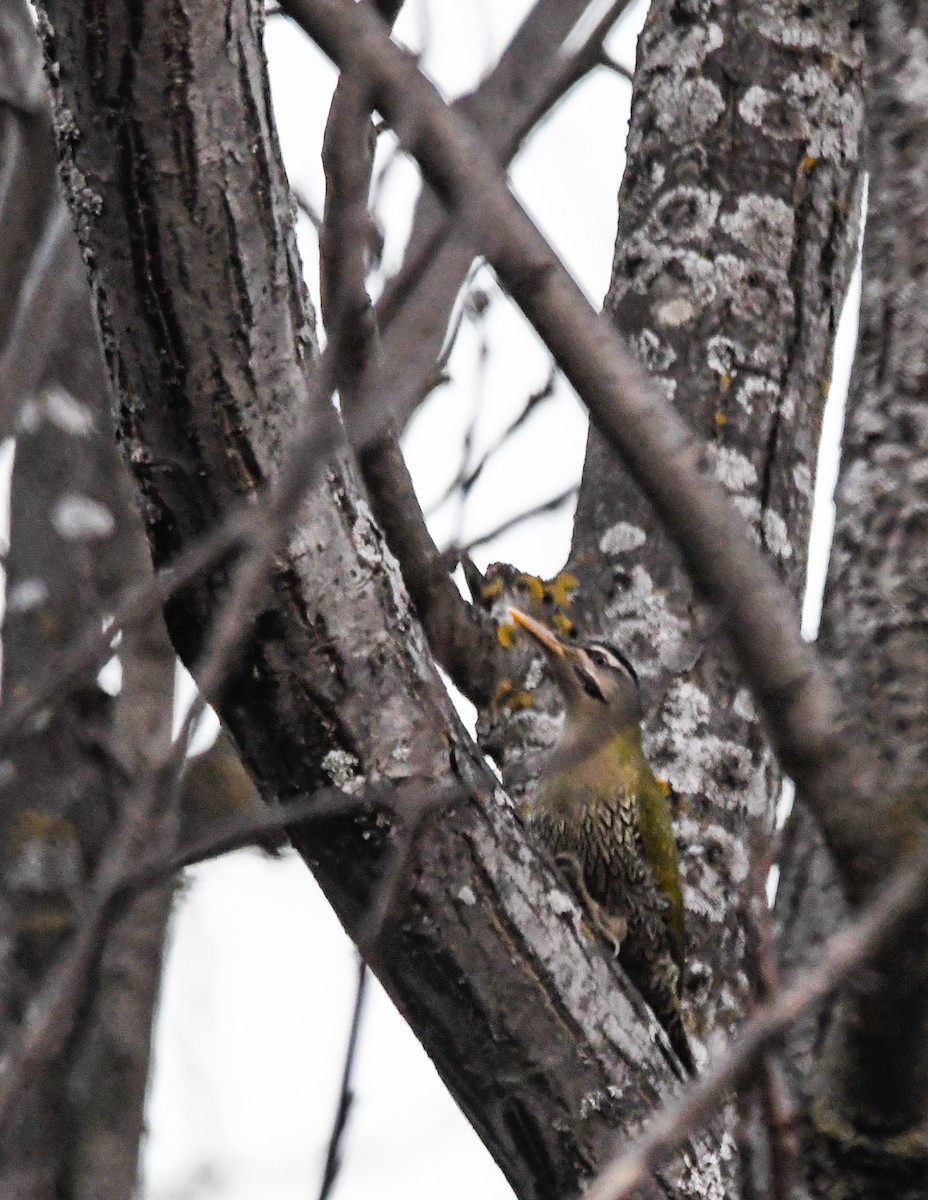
[649, 21, 723, 73]
[732, 687, 757, 721]
[599, 521, 647, 555]
[648, 185, 721, 244]
[736, 375, 780, 415]
[630, 328, 677, 374]
[761, 508, 792, 558]
[793, 462, 813, 499]
[322, 748, 366, 795]
[720, 193, 795, 273]
[523, 657, 545, 692]
[457, 885, 476, 906]
[740, 70, 862, 165]
[51, 494, 115, 541]
[604, 565, 691, 678]
[653, 77, 725, 145]
[705, 445, 757, 493]
[547, 888, 575, 917]
[707, 335, 746, 378]
[7, 578, 49, 614]
[655, 296, 696, 327]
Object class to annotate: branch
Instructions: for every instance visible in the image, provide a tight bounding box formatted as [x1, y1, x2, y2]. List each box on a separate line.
[446, 482, 579, 558]
[337, 0, 631, 705]
[426, 366, 558, 515]
[277, 0, 879, 906]
[316, 957, 368, 1200]
[364, 0, 633, 434]
[319, 0, 500, 705]
[584, 835, 928, 1200]
[356, 431, 504, 705]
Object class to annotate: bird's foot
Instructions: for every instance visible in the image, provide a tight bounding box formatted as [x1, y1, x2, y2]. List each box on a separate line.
[554, 851, 627, 952]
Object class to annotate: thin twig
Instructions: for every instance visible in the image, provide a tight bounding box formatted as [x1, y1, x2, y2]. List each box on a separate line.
[317, 957, 368, 1200]
[446, 483, 579, 558]
[293, 186, 323, 231]
[426, 365, 559, 516]
[116, 781, 460, 902]
[280, 0, 882, 908]
[751, 859, 799, 1200]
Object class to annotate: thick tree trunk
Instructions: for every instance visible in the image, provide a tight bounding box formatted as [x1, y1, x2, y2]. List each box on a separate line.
[0, 7, 176, 1195]
[570, 0, 863, 1064]
[779, 3, 928, 1195]
[34, 3, 726, 1198]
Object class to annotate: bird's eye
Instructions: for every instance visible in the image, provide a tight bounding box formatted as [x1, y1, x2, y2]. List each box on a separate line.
[574, 663, 606, 702]
[589, 650, 607, 668]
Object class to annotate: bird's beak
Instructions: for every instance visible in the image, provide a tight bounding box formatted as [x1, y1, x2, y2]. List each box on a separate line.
[509, 608, 566, 659]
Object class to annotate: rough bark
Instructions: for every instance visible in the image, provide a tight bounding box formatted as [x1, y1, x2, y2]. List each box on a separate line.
[0, 7, 176, 1194]
[496, 0, 864, 1065]
[35, 3, 728, 1198]
[777, 2, 928, 1193]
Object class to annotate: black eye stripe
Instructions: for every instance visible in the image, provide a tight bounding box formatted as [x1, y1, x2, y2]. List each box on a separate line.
[585, 642, 639, 685]
[574, 662, 607, 702]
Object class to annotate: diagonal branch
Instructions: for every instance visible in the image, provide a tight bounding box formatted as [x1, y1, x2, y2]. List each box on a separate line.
[333, 0, 632, 703]
[278, 0, 878, 905]
[363, 0, 633, 433]
[319, 0, 500, 704]
[586, 834, 928, 1200]
[37, 4, 731, 1195]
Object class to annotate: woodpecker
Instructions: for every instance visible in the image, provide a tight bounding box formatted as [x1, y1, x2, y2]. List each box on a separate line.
[509, 608, 693, 1072]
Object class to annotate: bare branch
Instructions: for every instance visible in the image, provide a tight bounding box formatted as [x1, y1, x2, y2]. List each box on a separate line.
[357, 431, 504, 706]
[585, 838, 928, 1200]
[341, 0, 631, 706]
[317, 958, 368, 1200]
[319, 0, 501, 706]
[426, 365, 558, 516]
[447, 483, 579, 559]
[278, 0, 879, 904]
[117, 780, 459, 902]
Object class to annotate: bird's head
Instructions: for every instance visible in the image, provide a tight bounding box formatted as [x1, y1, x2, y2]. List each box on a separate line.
[509, 608, 641, 739]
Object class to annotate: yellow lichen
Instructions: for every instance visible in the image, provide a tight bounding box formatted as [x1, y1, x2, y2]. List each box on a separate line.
[497, 622, 517, 648]
[11, 809, 75, 849]
[801, 154, 818, 172]
[517, 573, 545, 605]
[480, 577, 505, 600]
[20, 902, 75, 936]
[546, 571, 578, 608]
[507, 690, 534, 711]
[552, 612, 575, 638]
[714, 410, 728, 427]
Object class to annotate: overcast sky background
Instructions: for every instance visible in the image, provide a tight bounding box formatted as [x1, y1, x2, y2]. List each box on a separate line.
[140, 4, 860, 1197]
